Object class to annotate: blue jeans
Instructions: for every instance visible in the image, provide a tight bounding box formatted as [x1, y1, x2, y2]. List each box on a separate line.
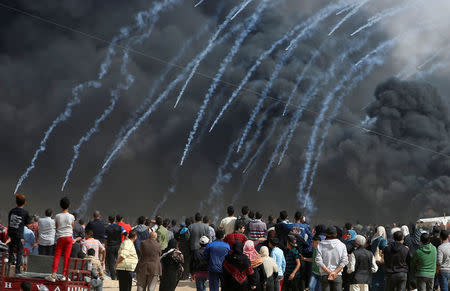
[309, 273, 322, 291]
[438, 272, 450, 291]
[209, 272, 223, 291]
[196, 276, 207, 291]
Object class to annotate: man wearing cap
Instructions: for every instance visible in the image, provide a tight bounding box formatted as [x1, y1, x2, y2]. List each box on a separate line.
[191, 236, 210, 291]
[316, 226, 349, 291]
[347, 235, 378, 291]
[269, 237, 286, 291]
[282, 235, 302, 291]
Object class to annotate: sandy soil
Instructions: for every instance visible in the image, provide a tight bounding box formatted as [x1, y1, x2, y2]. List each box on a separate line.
[102, 279, 203, 290]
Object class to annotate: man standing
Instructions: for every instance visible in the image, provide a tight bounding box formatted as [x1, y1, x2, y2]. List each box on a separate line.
[437, 230, 450, 291]
[86, 210, 106, 244]
[37, 208, 56, 255]
[189, 213, 211, 252]
[105, 215, 126, 280]
[316, 226, 349, 291]
[203, 216, 216, 242]
[275, 211, 291, 252]
[219, 206, 237, 236]
[384, 231, 409, 291]
[282, 235, 302, 291]
[412, 233, 437, 291]
[7, 193, 31, 275]
[204, 230, 230, 291]
[116, 214, 131, 241]
[155, 216, 169, 251]
[248, 211, 267, 242]
[236, 206, 252, 237]
[135, 232, 162, 291]
[347, 235, 378, 291]
[224, 220, 247, 251]
[269, 237, 286, 291]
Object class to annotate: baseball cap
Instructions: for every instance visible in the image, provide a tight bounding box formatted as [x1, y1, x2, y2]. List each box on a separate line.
[199, 236, 210, 245]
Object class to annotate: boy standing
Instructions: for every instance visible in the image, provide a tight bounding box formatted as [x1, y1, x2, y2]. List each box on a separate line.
[7, 193, 31, 274]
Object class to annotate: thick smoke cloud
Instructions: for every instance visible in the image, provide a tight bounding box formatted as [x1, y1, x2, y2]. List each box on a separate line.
[0, 0, 448, 224]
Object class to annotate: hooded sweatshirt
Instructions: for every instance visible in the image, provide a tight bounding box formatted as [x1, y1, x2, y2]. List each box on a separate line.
[384, 241, 409, 274]
[411, 243, 437, 278]
[316, 238, 349, 276]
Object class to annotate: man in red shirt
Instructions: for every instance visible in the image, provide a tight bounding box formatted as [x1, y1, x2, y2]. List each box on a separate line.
[116, 215, 131, 241]
[223, 220, 247, 252]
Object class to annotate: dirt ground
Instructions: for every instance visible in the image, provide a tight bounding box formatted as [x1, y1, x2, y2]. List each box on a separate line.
[103, 279, 203, 290]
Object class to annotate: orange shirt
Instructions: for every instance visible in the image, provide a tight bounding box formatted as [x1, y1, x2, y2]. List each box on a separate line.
[118, 221, 132, 242]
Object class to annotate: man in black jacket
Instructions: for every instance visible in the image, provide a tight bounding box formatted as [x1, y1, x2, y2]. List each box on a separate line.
[347, 235, 378, 291]
[384, 231, 410, 291]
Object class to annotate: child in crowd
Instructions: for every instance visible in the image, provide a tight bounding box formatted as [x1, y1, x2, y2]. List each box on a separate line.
[86, 248, 104, 291]
[46, 197, 75, 282]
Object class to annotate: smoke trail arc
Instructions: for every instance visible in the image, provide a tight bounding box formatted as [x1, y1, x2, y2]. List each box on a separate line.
[179, 0, 270, 166]
[174, 0, 251, 108]
[238, 1, 349, 153]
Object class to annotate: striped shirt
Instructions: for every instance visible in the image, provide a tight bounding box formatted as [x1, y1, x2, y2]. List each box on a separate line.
[285, 248, 300, 278]
[81, 238, 105, 259]
[248, 220, 267, 241]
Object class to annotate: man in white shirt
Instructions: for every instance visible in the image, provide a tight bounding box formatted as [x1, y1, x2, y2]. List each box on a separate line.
[38, 208, 56, 255]
[219, 206, 237, 236]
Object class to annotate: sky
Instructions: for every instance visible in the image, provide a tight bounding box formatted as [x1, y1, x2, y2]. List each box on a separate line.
[0, 0, 449, 225]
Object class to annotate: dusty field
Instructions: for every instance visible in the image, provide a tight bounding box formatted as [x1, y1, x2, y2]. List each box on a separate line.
[103, 279, 203, 290]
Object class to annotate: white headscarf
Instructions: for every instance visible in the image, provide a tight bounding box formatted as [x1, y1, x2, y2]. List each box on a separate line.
[391, 227, 401, 235]
[401, 225, 410, 237]
[372, 226, 387, 243]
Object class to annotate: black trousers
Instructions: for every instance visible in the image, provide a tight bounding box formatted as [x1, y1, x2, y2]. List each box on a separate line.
[386, 273, 407, 291]
[38, 244, 55, 256]
[106, 245, 120, 280]
[117, 270, 133, 291]
[282, 277, 304, 291]
[8, 237, 23, 272]
[321, 275, 343, 291]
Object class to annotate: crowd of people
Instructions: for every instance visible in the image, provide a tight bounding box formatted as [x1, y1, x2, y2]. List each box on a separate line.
[1, 194, 450, 291]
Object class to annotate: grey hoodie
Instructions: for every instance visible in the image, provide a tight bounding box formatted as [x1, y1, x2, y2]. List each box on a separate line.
[438, 241, 450, 273]
[315, 239, 349, 276]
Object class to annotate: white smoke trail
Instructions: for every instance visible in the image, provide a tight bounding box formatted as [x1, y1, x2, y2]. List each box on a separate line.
[297, 22, 442, 210]
[328, 0, 370, 36]
[14, 0, 181, 194]
[350, 0, 424, 36]
[209, 21, 306, 133]
[174, 0, 250, 108]
[61, 0, 182, 191]
[237, 2, 348, 152]
[179, 0, 270, 166]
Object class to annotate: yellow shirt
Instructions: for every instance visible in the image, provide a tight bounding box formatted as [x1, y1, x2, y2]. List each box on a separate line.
[116, 239, 138, 271]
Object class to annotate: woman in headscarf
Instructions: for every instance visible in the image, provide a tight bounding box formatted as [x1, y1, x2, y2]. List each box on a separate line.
[244, 240, 267, 291]
[345, 230, 358, 253]
[222, 241, 257, 291]
[160, 239, 184, 291]
[260, 246, 278, 291]
[370, 226, 387, 291]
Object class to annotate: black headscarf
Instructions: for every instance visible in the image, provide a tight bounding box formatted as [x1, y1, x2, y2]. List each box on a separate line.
[168, 238, 178, 250]
[225, 241, 251, 271]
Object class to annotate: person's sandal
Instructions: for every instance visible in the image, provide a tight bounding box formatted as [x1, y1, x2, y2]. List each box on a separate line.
[45, 275, 56, 282]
